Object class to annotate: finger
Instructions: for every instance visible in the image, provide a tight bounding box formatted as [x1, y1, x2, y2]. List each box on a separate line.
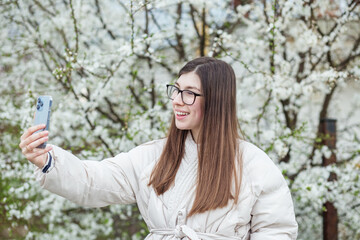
[27, 136, 49, 151]
[20, 134, 45, 150]
[21, 144, 34, 155]
[20, 124, 46, 142]
[21, 146, 28, 155]
[26, 147, 52, 168]
[21, 136, 48, 154]
[20, 124, 46, 141]
[19, 130, 49, 149]
[27, 146, 52, 159]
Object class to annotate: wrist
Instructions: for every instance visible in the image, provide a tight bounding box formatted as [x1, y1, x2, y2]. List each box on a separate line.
[41, 152, 54, 173]
[39, 153, 49, 169]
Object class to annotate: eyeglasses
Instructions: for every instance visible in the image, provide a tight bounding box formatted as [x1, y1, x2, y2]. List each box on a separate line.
[166, 84, 202, 105]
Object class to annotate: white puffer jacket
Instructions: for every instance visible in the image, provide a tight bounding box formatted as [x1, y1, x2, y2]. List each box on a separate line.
[35, 135, 298, 239]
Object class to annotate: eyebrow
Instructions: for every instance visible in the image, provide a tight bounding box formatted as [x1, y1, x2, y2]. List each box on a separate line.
[175, 82, 201, 92]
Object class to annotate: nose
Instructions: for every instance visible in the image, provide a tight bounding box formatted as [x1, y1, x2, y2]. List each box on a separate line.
[172, 92, 184, 105]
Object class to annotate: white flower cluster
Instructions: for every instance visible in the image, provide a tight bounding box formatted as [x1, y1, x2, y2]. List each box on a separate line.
[1, 0, 359, 239]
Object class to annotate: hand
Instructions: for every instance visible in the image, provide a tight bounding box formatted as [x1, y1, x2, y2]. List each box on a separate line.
[19, 124, 53, 168]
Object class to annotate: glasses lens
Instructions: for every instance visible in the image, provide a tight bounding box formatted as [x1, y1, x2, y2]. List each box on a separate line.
[167, 85, 178, 100]
[166, 85, 197, 105]
[182, 91, 195, 105]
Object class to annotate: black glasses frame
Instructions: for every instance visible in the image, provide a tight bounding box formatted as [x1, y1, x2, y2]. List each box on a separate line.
[166, 84, 202, 105]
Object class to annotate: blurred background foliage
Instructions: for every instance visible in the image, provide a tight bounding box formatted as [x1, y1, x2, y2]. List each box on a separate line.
[1, 0, 360, 239]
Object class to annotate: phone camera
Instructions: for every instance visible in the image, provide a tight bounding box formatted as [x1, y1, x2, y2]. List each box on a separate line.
[37, 98, 44, 111]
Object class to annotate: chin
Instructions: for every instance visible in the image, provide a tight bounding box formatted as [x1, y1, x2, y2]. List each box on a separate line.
[175, 122, 190, 131]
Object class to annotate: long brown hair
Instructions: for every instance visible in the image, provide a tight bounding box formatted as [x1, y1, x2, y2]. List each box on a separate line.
[149, 57, 242, 217]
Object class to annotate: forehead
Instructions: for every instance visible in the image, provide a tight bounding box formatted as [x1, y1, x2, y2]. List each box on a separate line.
[176, 71, 201, 91]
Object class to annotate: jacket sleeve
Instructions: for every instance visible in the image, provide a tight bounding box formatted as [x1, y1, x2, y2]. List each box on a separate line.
[249, 166, 298, 240]
[34, 145, 145, 207]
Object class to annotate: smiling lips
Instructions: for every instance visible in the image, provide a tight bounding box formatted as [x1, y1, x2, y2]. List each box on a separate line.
[175, 111, 189, 116]
[175, 111, 189, 119]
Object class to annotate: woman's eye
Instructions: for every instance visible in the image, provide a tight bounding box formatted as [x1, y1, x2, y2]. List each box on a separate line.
[171, 89, 179, 97]
[184, 91, 195, 97]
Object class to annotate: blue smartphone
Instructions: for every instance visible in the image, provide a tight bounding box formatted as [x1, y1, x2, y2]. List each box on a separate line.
[33, 96, 53, 149]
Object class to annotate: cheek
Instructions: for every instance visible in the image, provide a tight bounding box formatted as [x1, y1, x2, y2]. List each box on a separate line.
[193, 102, 204, 120]
[196, 109, 204, 120]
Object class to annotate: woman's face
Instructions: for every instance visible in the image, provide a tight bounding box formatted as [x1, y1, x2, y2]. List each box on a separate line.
[172, 71, 204, 142]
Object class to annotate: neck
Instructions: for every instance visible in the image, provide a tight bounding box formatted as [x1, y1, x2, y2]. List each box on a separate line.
[190, 130, 198, 143]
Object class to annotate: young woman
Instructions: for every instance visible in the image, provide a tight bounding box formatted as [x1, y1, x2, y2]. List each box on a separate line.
[20, 57, 298, 239]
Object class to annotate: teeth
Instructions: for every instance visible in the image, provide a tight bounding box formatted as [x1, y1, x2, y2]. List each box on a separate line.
[175, 111, 189, 116]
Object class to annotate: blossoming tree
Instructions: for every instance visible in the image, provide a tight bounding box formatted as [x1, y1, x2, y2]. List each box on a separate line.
[1, 0, 359, 239]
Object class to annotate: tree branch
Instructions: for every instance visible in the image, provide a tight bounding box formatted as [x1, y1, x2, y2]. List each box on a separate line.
[33, 0, 56, 17]
[69, 0, 79, 53]
[336, 34, 360, 71]
[128, 85, 148, 111]
[189, 4, 201, 39]
[94, 0, 116, 40]
[200, 6, 206, 56]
